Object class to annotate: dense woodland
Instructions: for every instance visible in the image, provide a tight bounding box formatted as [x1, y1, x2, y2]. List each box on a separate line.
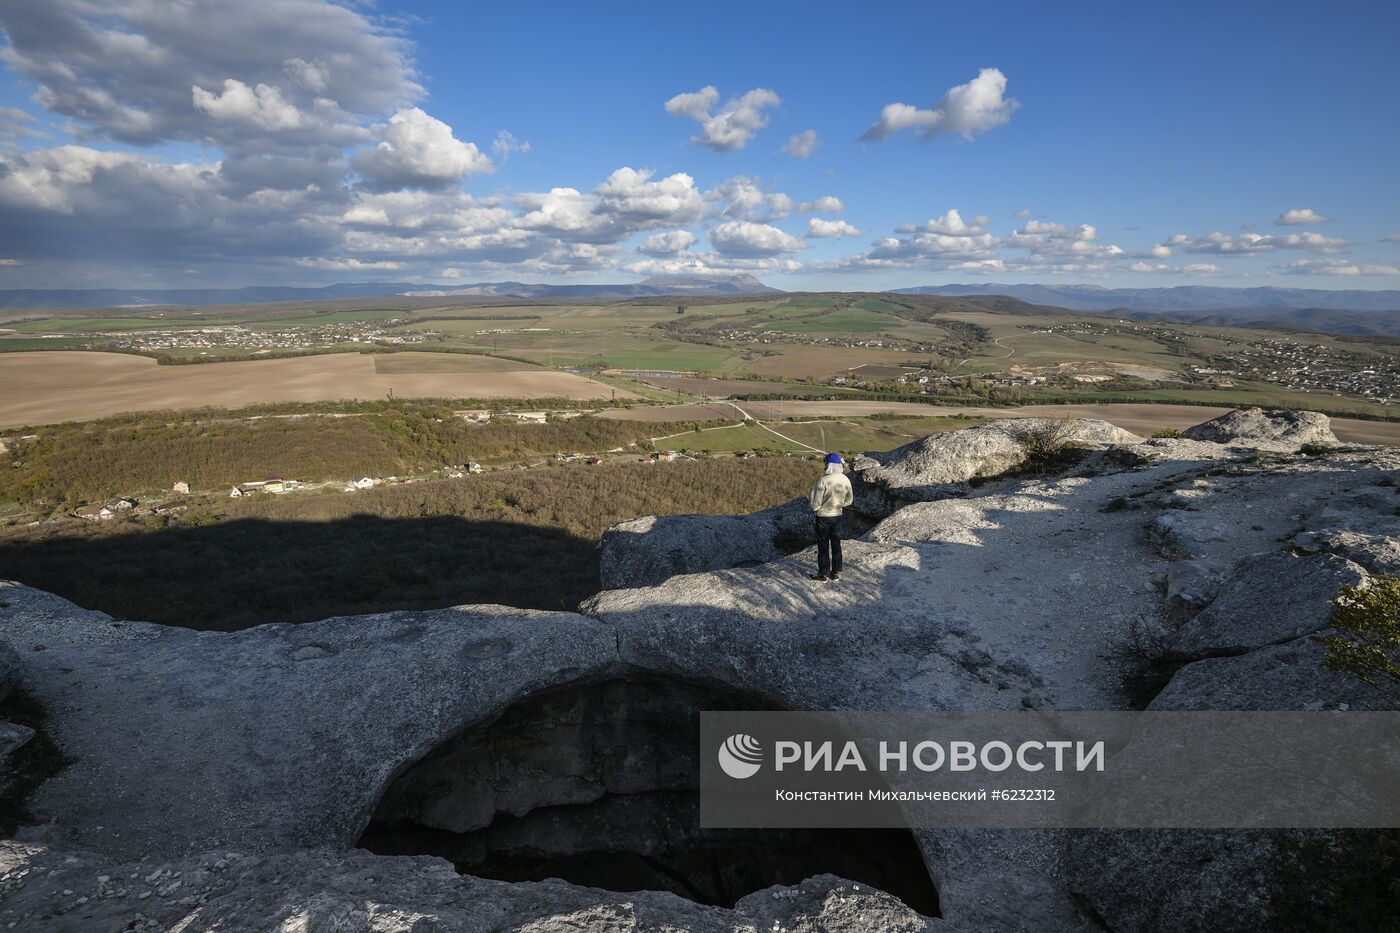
[0, 458, 815, 629]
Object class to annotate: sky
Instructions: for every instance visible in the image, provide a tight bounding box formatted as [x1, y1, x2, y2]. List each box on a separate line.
[0, 0, 1397, 292]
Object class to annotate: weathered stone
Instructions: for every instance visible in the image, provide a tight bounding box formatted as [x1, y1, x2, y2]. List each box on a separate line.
[855, 418, 1140, 502]
[1162, 558, 1230, 623]
[0, 842, 947, 933]
[598, 497, 870, 590]
[1290, 529, 1400, 576]
[0, 721, 34, 757]
[1182, 407, 1337, 446]
[1147, 512, 1232, 561]
[0, 639, 19, 704]
[1168, 552, 1367, 659]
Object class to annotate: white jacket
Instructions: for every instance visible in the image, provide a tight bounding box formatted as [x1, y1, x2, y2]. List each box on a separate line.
[809, 465, 854, 518]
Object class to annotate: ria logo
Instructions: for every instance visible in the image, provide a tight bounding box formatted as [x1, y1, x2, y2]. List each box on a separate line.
[718, 733, 764, 779]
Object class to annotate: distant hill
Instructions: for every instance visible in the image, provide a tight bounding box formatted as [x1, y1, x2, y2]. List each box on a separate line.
[0, 274, 781, 310]
[892, 283, 1400, 336]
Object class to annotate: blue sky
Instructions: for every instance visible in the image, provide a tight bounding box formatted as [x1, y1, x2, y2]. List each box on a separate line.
[0, 0, 1396, 290]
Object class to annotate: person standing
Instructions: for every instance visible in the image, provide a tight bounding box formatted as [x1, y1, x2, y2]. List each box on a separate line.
[808, 452, 853, 582]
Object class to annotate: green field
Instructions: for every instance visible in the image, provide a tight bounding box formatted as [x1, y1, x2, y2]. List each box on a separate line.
[248, 308, 403, 328]
[11, 317, 206, 333]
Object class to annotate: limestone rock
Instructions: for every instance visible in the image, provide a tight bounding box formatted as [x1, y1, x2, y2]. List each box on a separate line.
[598, 498, 871, 590]
[1167, 552, 1367, 660]
[856, 418, 1141, 501]
[1147, 512, 1232, 561]
[1182, 407, 1337, 446]
[1162, 558, 1230, 624]
[0, 721, 33, 757]
[1290, 529, 1400, 576]
[0, 639, 19, 704]
[0, 842, 947, 933]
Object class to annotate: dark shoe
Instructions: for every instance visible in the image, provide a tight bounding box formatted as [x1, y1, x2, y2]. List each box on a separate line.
[829, 571, 840, 581]
[808, 573, 828, 582]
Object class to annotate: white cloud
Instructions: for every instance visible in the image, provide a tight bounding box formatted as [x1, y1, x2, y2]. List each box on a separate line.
[709, 177, 792, 222]
[0, 0, 419, 147]
[516, 167, 705, 244]
[1162, 230, 1350, 256]
[1282, 258, 1400, 276]
[894, 209, 989, 236]
[861, 68, 1018, 142]
[353, 108, 492, 191]
[1383, 234, 1400, 243]
[799, 196, 844, 214]
[710, 221, 806, 257]
[1275, 208, 1331, 226]
[638, 230, 697, 255]
[665, 85, 781, 151]
[1182, 263, 1220, 275]
[0, 105, 40, 140]
[491, 130, 531, 163]
[782, 129, 819, 158]
[806, 218, 861, 238]
[296, 257, 404, 270]
[192, 79, 306, 131]
[1006, 220, 1122, 260]
[1126, 261, 1218, 275]
[1150, 244, 1172, 258]
[1013, 208, 1031, 219]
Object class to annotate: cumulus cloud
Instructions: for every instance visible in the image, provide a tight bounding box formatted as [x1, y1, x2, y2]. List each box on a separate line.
[1161, 230, 1350, 256]
[1275, 208, 1331, 226]
[665, 85, 781, 151]
[710, 221, 806, 257]
[516, 168, 704, 244]
[0, 0, 418, 148]
[352, 108, 492, 191]
[1282, 258, 1400, 276]
[192, 79, 306, 131]
[799, 196, 844, 214]
[638, 230, 697, 255]
[1005, 220, 1123, 265]
[894, 209, 989, 236]
[806, 219, 861, 238]
[782, 129, 819, 158]
[708, 176, 792, 222]
[861, 68, 1018, 142]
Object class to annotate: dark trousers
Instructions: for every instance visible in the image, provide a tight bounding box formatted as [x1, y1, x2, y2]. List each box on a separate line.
[815, 515, 842, 576]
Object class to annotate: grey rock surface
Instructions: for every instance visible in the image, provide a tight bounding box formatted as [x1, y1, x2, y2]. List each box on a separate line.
[598, 497, 870, 590]
[855, 418, 1140, 501]
[0, 721, 33, 758]
[0, 842, 946, 933]
[1182, 406, 1337, 446]
[1167, 552, 1367, 659]
[0, 410, 1395, 932]
[0, 639, 19, 704]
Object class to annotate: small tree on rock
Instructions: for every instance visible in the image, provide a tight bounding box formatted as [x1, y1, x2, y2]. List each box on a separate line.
[1323, 576, 1400, 699]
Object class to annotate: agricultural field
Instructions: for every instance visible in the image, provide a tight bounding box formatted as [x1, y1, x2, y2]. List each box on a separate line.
[3, 291, 1398, 427]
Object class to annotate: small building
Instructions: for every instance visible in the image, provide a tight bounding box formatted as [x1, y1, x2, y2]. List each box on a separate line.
[105, 497, 137, 511]
[467, 462, 483, 474]
[74, 505, 105, 521]
[230, 486, 245, 498]
[453, 409, 491, 424]
[353, 476, 377, 489]
[263, 475, 286, 493]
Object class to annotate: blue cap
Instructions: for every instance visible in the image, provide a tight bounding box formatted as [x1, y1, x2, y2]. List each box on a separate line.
[825, 452, 843, 464]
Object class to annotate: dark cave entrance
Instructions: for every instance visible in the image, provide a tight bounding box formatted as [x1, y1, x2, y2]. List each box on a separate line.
[357, 676, 940, 916]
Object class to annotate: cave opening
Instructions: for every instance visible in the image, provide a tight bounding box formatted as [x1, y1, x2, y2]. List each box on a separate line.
[357, 676, 940, 916]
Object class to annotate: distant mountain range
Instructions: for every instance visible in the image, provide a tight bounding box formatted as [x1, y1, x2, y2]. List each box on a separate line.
[893, 283, 1400, 336]
[3, 275, 1399, 336]
[0, 274, 779, 310]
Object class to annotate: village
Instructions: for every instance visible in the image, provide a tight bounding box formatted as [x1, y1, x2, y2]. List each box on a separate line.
[82, 318, 439, 355]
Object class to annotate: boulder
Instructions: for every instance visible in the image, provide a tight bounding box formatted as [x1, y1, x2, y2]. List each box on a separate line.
[856, 418, 1141, 502]
[1167, 552, 1367, 659]
[1162, 558, 1230, 623]
[0, 639, 18, 704]
[0, 842, 947, 933]
[1181, 407, 1337, 446]
[1290, 529, 1400, 576]
[598, 498, 871, 590]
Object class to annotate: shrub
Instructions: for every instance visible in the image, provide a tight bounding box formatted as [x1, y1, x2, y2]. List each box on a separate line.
[1322, 575, 1400, 699]
[1009, 418, 1077, 464]
[1151, 428, 1182, 439]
